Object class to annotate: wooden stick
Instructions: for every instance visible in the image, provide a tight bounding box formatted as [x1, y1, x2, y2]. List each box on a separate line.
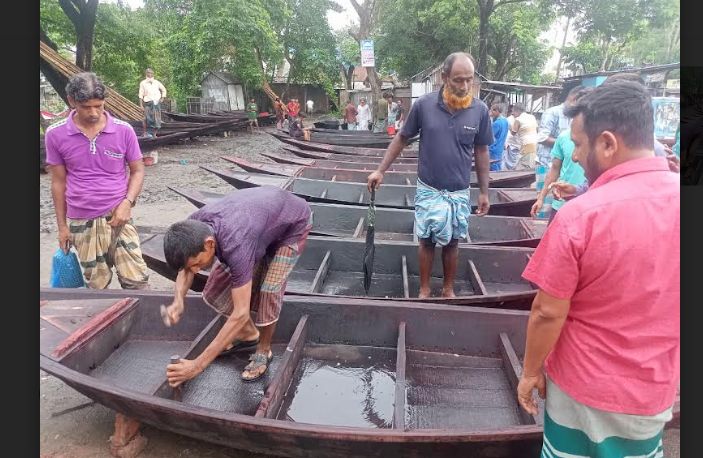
[499, 332, 538, 425]
[352, 217, 365, 238]
[467, 260, 488, 296]
[401, 256, 410, 299]
[310, 251, 332, 293]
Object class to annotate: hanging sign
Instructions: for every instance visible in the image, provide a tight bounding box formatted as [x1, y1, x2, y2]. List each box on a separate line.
[360, 39, 375, 67]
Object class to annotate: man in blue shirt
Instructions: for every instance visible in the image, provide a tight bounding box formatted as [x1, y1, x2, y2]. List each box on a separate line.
[489, 103, 509, 171]
[367, 52, 493, 299]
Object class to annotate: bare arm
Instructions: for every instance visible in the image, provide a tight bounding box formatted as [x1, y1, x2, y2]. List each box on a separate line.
[522, 289, 571, 377]
[473, 145, 490, 195]
[49, 164, 70, 252]
[110, 159, 145, 227]
[367, 134, 410, 191]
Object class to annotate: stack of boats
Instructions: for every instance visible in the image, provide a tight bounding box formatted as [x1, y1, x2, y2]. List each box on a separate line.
[40, 127, 679, 457]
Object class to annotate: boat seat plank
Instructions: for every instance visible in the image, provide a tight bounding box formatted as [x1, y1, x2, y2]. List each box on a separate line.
[255, 315, 309, 419]
[405, 178, 412, 186]
[352, 217, 365, 238]
[467, 260, 488, 296]
[518, 219, 535, 239]
[401, 256, 410, 299]
[465, 231, 472, 243]
[404, 193, 412, 207]
[50, 298, 140, 361]
[499, 332, 539, 425]
[358, 191, 365, 204]
[319, 188, 328, 199]
[412, 220, 418, 243]
[393, 322, 407, 430]
[309, 251, 332, 294]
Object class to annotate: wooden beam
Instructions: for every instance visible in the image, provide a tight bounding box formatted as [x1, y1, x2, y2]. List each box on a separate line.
[255, 315, 309, 419]
[405, 178, 412, 186]
[401, 256, 410, 299]
[467, 260, 488, 296]
[319, 188, 328, 199]
[465, 230, 472, 243]
[518, 218, 535, 238]
[393, 322, 407, 430]
[352, 217, 365, 238]
[309, 250, 332, 293]
[404, 193, 412, 207]
[330, 175, 337, 182]
[499, 332, 538, 425]
[412, 220, 418, 243]
[358, 191, 365, 204]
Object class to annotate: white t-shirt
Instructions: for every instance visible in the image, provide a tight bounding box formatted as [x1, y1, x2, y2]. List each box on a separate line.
[506, 115, 521, 148]
[139, 78, 167, 104]
[515, 112, 538, 145]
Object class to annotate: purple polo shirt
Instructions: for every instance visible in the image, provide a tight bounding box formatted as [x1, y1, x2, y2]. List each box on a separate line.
[400, 89, 493, 191]
[45, 110, 143, 219]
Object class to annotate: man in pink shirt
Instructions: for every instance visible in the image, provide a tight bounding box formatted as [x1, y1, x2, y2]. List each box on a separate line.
[46, 72, 149, 290]
[517, 81, 679, 457]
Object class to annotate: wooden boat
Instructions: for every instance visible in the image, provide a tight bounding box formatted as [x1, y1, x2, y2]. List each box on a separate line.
[280, 146, 420, 163]
[269, 132, 419, 157]
[45, 289, 652, 457]
[169, 187, 547, 247]
[224, 157, 535, 189]
[313, 119, 340, 129]
[282, 130, 394, 148]
[262, 151, 420, 171]
[140, 232, 538, 307]
[201, 168, 537, 216]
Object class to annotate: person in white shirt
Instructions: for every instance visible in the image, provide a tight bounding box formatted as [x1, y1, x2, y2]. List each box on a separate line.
[503, 106, 522, 170]
[510, 103, 538, 169]
[138, 68, 167, 138]
[306, 99, 314, 114]
[356, 98, 371, 131]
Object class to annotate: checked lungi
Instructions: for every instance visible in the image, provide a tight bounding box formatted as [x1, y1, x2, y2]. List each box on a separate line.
[541, 377, 672, 458]
[68, 214, 149, 290]
[143, 101, 162, 133]
[202, 227, 311, 326]
[414, 178, 471, 246]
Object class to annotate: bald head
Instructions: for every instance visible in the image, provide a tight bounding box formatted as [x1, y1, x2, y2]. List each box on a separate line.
[442, 52, 475, 76]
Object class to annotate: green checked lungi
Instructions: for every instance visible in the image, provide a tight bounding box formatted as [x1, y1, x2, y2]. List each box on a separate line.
[542, 377, 672, 458]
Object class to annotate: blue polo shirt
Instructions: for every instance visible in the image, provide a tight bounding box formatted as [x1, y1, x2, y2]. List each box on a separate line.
[400, 89, 493, 191]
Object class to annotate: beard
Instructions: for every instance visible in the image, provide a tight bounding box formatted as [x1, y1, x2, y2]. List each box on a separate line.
[442, 87, 473, 110]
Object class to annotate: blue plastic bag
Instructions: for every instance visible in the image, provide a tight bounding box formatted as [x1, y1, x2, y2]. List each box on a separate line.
[50, 248, 85, 288]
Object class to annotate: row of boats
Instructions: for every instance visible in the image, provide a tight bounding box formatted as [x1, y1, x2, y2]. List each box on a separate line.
[40, 126, 679, 457]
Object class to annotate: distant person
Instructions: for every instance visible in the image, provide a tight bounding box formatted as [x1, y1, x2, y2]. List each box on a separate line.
[343, 100, 358, 130]
[510, 103, 538, 170]
[517, 80, 679, 458]
[503, 104, 522, 170]
[288, 98, 301, 119]
[289, 113, 311, 141]
[306, 99, 314, 114]
[489, 103, 509, 171]
[47, 72, 149, 290]
[356, 98, 371, 131]
[161, 187, 312, 384]
[395, 99, 405, 130]
[246, 98, 259, 132]
[373, 92, 390, 133]
[274, 97, 287, 129]
[386, 94, 399, 132]
[138, 68, 167, 138]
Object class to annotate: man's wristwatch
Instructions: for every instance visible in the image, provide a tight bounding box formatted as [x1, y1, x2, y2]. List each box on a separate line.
[125, 197, 136, 207]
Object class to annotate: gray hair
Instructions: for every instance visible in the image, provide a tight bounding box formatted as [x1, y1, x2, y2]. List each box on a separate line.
[512, 102, 526, 113]
[65, 72, 106, 103]
[441, 52, 475, 76]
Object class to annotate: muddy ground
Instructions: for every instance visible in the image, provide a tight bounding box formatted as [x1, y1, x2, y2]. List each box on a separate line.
[39, 123, 680, 457]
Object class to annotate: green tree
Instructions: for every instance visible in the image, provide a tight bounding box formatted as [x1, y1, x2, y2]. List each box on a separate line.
[336, 30, 361, 89]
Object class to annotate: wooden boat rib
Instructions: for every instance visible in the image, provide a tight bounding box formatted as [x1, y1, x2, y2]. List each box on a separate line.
[201, 167, 537, 217]
[140, 232, 538, 308]
[280, 146, 420, 164]
[168, 187, 547, 247]
[269, 131, 419, 157]
[223, 156, 535, 188]
[39, 290, 679, 457]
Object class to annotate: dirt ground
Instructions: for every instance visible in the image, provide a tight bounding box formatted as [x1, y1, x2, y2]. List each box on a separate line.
[39, 124, 680, 457]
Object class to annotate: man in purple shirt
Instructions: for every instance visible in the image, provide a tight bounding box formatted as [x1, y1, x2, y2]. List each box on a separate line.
[161, 187, 312, 385]
[46, 72, 148, 290]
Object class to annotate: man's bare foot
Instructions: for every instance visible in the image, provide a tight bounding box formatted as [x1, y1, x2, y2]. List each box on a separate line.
[418, 288, 431, 299]
[442, 288, 456, 298]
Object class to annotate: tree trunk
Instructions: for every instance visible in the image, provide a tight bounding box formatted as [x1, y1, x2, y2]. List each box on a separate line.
[350, 0, 383, 124]
[59, 0, 99, 71]
[477, 0, 493, 77]
[553, 16, 570, 82]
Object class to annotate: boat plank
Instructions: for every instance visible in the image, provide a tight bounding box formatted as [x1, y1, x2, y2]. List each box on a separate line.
[310, 251, 332, 293]
[499, 332, 540, 425]
[255, 315, 309, 419]
[402, 256, 410, 299]
[467, 260, 488, 296]
[352, 217, 365, 238]
[393, 322, 407, 430]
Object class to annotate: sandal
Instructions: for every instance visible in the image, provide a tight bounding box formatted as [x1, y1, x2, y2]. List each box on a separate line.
[218, 337, 260, 357]
[241, 351, 273, 382]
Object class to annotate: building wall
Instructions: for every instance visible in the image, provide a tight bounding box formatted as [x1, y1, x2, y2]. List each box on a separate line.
[269, 83, 331, 113]
[201, 74, 232, 112]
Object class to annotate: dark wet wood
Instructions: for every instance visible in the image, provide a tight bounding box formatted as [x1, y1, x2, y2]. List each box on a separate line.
[467, 260, 488, 296]
[394, 322, 407, 431]
[499, 333, 539, 426]
[280, 146, 419, 165]
[255, 315, 309, 419]
[269, 132, 419, 157]
[310, 251, 332, 293]
[402, 256, 410, 299]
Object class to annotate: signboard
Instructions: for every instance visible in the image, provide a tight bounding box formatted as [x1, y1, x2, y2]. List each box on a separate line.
[666, 79, 680, 89]
[651, 97, 680, 140]
[360, 39, 375, 67]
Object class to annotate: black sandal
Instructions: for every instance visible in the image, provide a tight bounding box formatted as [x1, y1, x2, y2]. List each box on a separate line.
[218, 337, 260, 357]
[241, 351, 273, 382]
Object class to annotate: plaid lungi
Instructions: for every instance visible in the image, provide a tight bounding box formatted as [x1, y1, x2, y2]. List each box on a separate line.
[542, 376, 672, 458]
[202, 228, 311, 326]
[68, 214, 149, 290]
[144, 101, 162, 130]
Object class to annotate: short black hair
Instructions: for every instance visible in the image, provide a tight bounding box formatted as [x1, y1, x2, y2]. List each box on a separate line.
[66, 72, 106, 102]
[163, 220, 213, 270]
[603, 72, 645, 86]
[564, 80, 653, 150]
[567, 85, 588, 100]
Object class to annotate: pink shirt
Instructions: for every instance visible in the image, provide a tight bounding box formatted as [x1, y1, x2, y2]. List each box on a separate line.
[45, 110, 143, 219]
[522, 156, 679, 416]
